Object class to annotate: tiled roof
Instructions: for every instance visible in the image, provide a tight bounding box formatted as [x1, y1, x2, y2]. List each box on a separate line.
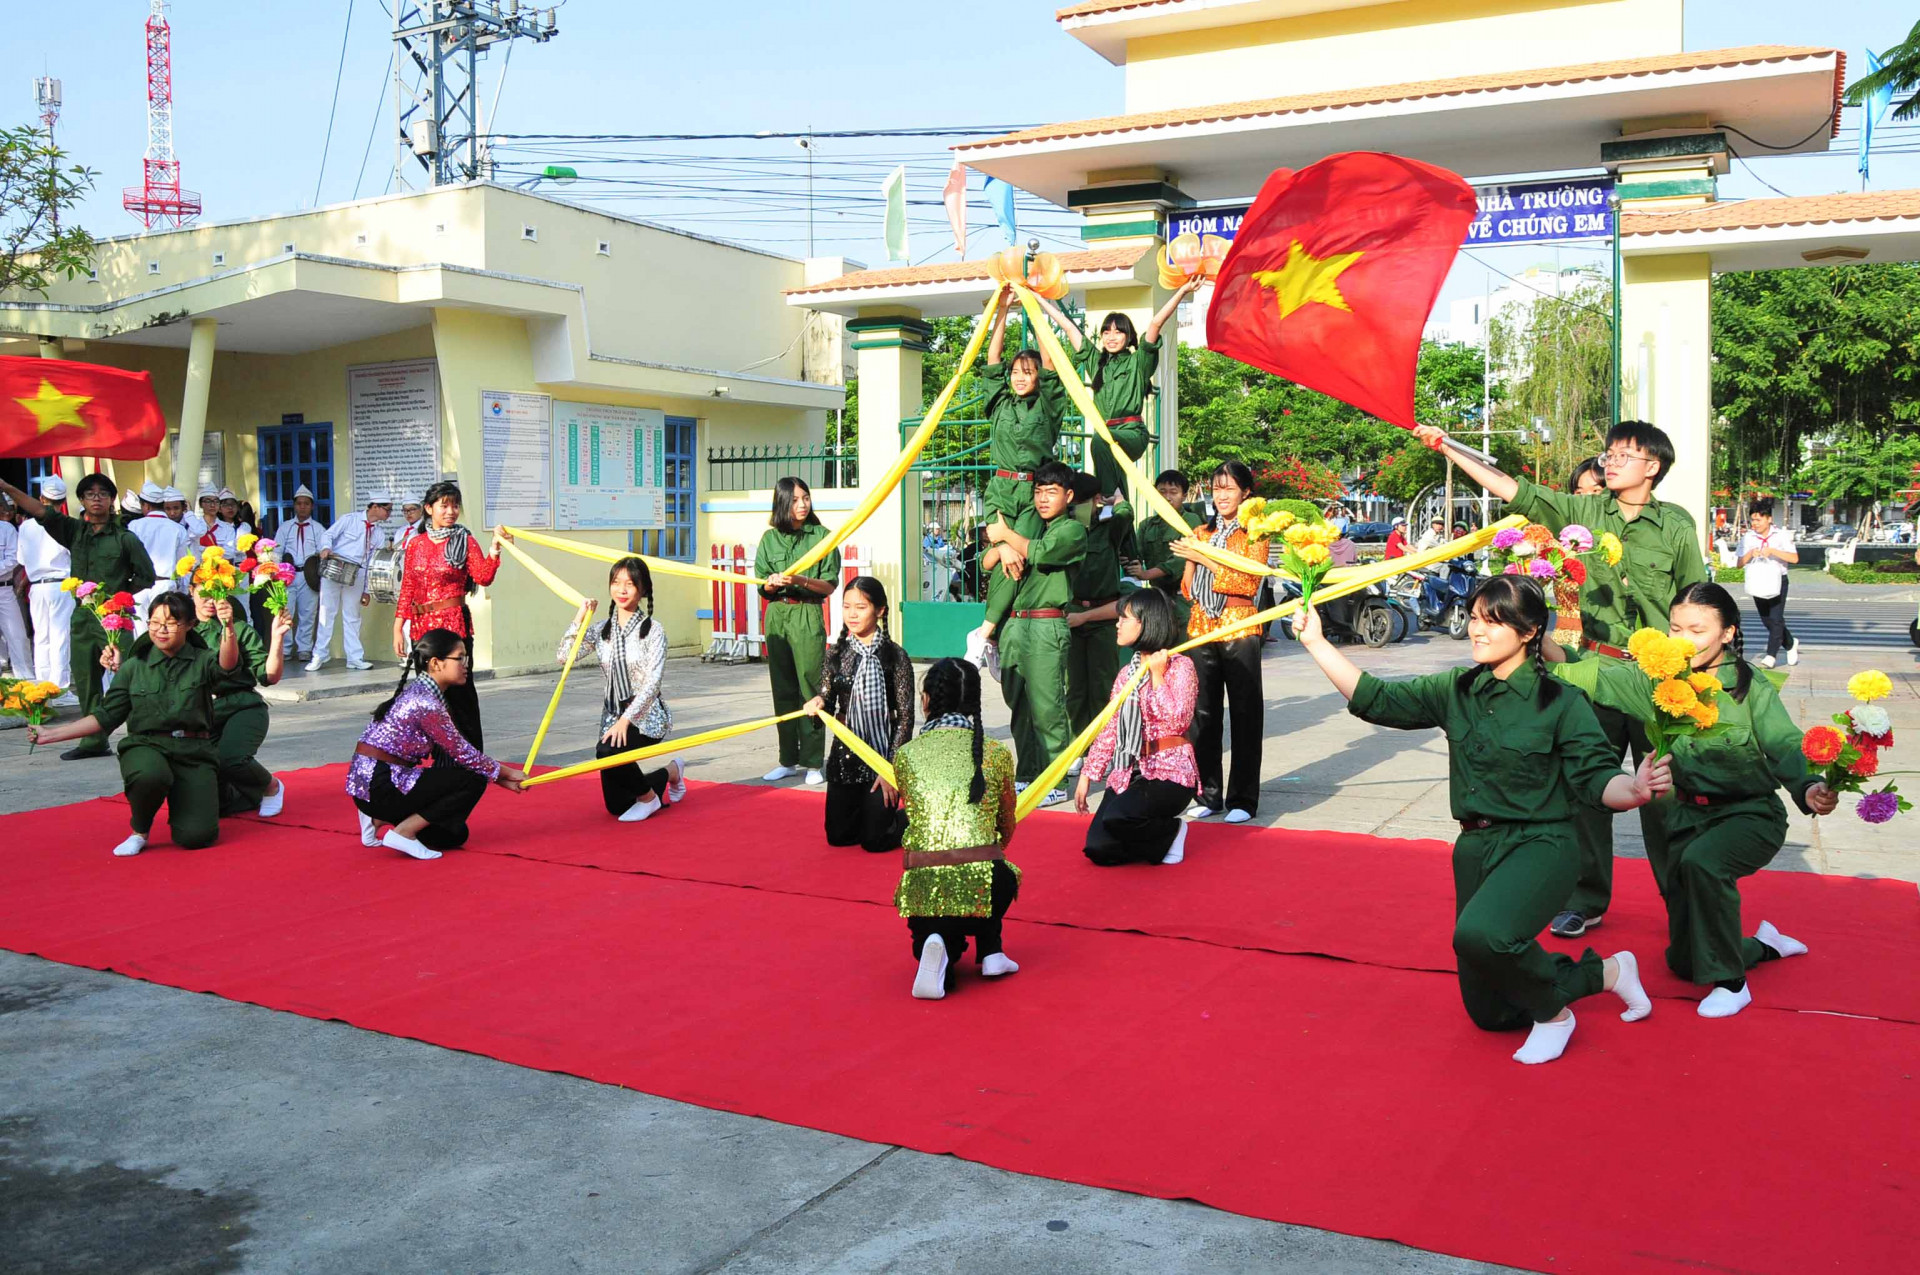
[957, 45, 1843, 150]
[1057, 0, 1185, 16]
[1622, 191, 1920, 235]
[785, 245, 1152, 296]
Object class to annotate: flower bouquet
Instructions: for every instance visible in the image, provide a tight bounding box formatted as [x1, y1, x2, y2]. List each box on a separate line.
[188, 545, 243, 603]
[1238, 499, 1341, 604]
[234, 534, 296, 615]
[1622, 628, 1729, 759]
[0, 676, 65, 753]
[1490, 522, 1600, 588]
[1801, 670, 1909, 824]
[66, 578, 138, 649]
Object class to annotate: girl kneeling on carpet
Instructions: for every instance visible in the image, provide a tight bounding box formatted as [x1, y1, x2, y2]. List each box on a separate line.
[1075, 589, 1200, 866]
[347, 629, 527, 860]
[558, 556, 684, 824]
[1298, 576, 1671, 1065]
[193, 589, 291, 821]
[892, 657, 1020, 1000]
[1547, 583, 1835, 1019]
[29, 591, 240, 857]
[805, 576, 913, 853]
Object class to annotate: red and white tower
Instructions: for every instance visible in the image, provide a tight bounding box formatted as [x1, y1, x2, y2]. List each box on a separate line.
[122, 0, 201, 228]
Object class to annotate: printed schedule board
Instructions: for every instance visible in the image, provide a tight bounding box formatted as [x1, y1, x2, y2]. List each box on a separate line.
[480, 389, 553, 529]
[553, 401, 666, 531]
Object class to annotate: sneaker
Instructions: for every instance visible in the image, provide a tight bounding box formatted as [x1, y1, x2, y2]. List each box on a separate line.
[912, 934, 949, 1000]
[981, 952, 1019, 977]
[305, 659, 326, 673]
[1067, 758, 1084, 778]
[1040, 787, 1069, 808]
[963, 625, 991, 671]
[256, 779, 285, 819]
[1757, 655, 1776, 669]
[762, 765, 798, 782]
[1223, 809, 1253, 825]
[1549, 910, 1600, 938]
[986, 641, 1003, 683]
[804, 769, 825, 787]
[346, 660, 374, 671]
[112, 833, 147, 858]
[1014, 781, 1029, 795]
[1785, 639, 1801, 667]
[1185, 803, 1219, 820]
[357, 812, 381, 848]
[618, 794, 662, 823]
[381, 829, 441, 861]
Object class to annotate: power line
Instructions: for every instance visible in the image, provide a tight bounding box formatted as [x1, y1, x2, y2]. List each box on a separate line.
[481, 126, 1037, 142]
[312, 0, 356, 206]
[353, 47, 396, 200]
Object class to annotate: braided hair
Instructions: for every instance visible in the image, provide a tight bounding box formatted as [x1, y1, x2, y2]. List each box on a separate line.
[601, 556, 655, 641]
[373, 629, 465, 720]
[922, 657, 987, 803]
[1673, 582, 1754, 702]
[1457, 576, 1561, 704]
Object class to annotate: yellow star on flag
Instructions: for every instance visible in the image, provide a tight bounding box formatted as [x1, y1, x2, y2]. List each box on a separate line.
[13, 379, 93, 436]
[1252, 240, 1366, 322]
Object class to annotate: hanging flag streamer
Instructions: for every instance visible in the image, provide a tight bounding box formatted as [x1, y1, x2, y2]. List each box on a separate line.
[985, 177, 1018, 248]
[1860, 49, 1894, 185]
[499, 526, 768, 588]
[943, 161, 968, 258]
[883, 165, 910, 263]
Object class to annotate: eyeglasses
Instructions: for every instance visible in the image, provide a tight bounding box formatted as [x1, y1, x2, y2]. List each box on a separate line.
[147, 618, 184, 632]
[1601, 450, 1652, 467]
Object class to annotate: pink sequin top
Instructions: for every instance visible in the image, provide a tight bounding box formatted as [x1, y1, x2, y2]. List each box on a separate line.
[1084, 653, 1200, 794]
[346, 679, 501, 799]
[395, 530, 500, 640]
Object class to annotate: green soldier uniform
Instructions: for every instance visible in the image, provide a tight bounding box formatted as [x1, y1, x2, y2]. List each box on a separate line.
[196, 615, 276, 816]
[1350, 662, 1623, 1031]
[1000, 506, 1086, 785]
[1133, 502, 1201, 631]
[1075, 333, 1159, 497]
[1067, 497, 1133, 736]
[755, 522, 841, 771]
[1554, 659, 1817, 986]
[93, 630, 224, 849]
[980, 361, 1067, 629]
[39, 508, 157, 758]
[1507, 476, 1707, 922]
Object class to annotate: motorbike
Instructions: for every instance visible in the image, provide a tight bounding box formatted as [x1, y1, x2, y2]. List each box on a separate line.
[1389, 560, 1476, 640]
[1273, 577, 1406, 647]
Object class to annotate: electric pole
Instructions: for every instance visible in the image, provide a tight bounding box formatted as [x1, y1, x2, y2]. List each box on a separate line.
[392, 2, 560, 190]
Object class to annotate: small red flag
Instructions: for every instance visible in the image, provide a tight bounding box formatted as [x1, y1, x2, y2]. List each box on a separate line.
[0, 356, 167, 460]
[1205, 152, 1477, 429]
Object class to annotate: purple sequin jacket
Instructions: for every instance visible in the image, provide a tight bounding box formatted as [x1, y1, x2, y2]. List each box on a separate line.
[345, 678, 501, 799]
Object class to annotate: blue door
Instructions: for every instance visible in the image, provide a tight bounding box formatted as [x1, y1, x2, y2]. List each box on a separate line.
[256, 423, 335, 529]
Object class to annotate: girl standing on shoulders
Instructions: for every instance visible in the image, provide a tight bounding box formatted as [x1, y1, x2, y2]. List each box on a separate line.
[392, 481, 505, 749]
[755, 476, 840, 786]
[1548, 583, 1834, 1018]
[192, 589, 292, 820]
[557, 556, 684, 824]
[1076, 589, 1200, 867]
[893, 658, 1020, 1001]
[348, 629, 526, 860]
[1298, 576, 1670, 1065]
[805, 577, 913, 853]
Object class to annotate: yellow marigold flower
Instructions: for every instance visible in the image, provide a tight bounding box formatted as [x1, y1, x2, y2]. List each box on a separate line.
[1599, 532, 1623, 566]
[1273, 510, 1296, 531]
[1238, 497, 1266, 521]
[1626, 628, 1662, 659]
[1652, 678, 1698, 717]
[1687, 699, 1720, 729]
[1847, 670, 1893, 703]
[1294, 543, 1331, 566]
[174, 555, 197, 577]
[1686, 671, 1720, 697]
[202, 545, 226, 561]
[1283, 524, 1311, 546]
[60, 577, 81, 593]
[1309, 524, 1342, 546]
[1637, 637, 1692, 681]
[237, 533, 258, 552]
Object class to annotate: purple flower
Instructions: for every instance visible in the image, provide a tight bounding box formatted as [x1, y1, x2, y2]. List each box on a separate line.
[1559, 524, 1595, 552]
[276, 563, 296, 583]
[1527, 558, 1558, 579]
[1857, 791, 1900, 824]
[1492, 528, 1524, 550]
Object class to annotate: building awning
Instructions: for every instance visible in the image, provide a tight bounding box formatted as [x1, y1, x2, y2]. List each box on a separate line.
[783, 245, 1156, 317]
[1057, 0, 1404, 65]
[1622, 190, 1920, 272]
[957, 45, 1844, 205]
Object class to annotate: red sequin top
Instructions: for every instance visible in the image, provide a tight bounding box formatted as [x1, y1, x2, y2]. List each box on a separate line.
[395, 530, 500, 639]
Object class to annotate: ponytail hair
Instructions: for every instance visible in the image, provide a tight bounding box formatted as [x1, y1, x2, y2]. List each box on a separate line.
[1672, 581, 1753, 702]
[373, 628, 465, 720]
[1460, 576, 1560, 704]
[601, 556, 655, 642]
[922, 657, 987, 804]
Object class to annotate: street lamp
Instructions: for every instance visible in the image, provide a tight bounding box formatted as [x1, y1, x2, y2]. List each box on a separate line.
[516, 164, 578, 189]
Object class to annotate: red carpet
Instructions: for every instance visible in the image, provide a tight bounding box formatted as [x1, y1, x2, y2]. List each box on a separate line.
[19, 777, 1919, 1275]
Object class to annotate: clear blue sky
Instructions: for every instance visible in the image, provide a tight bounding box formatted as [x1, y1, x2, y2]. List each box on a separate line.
[18, 1, 1920, 311]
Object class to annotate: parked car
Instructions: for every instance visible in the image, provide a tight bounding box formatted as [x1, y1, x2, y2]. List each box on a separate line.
[1342, 520, 1395, 543]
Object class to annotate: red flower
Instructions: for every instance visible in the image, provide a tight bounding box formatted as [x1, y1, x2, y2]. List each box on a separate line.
[107, 591, 136, 611]
[1846, 748, 1881, 778]
[1801, 726, 1844, 765]
[1563, 558, 1588, 585]
[238, 557, 259, 574]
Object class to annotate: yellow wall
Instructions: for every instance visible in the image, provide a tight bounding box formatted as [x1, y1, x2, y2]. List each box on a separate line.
[1121, 0, 1683, 112]
[1621, 251, 1712, 548]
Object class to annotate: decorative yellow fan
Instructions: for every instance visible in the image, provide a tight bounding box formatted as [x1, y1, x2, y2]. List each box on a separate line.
[985, 247, 1070, 300]
[1157, 232, 1230, 291]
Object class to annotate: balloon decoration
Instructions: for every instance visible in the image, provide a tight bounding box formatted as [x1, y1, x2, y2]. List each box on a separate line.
[1156, 232, 1230, 291]
[985, 247, 1070, 300]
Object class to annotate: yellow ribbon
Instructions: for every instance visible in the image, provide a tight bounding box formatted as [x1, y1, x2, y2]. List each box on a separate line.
[784, 289, 1005, 578]
[818, 711, 899, 789]
[1011, 516, 1526, 819]
[522, 710, 807, 787]
[526, 608, 593, 772]
[501, 526, 769, 589]
[497, 536, 587, 607]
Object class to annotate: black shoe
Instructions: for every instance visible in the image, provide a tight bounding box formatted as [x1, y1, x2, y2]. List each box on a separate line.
[60, 747, 109, 762]
[1549, 910, 1600, 938]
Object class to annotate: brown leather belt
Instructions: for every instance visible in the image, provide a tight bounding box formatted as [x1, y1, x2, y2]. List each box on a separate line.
[993, 468, 1034, 481]
[770, 597, 818, 605]
[1145, 734, 1190, 757]
[1011, 608, 1065, 620]
[1584, 639, 1629, 660]
[356, 741, 423, 768]
[407, 596, 463, 619]
[1459, 818, 1495, 831]
[903, 843, 1005, 870]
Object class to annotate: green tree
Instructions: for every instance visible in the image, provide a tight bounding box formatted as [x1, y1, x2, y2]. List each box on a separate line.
[1488, 280, 1613, 481]
[1846, 18, 1920, 119]
[1, 124, 95, 297]
[1795, 433, 1920, 511]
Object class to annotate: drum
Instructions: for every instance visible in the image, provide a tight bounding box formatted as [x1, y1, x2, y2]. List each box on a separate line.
[367, 545, 404, 604]
[320, 554, 363, 586]
[301, 554, 323, 592]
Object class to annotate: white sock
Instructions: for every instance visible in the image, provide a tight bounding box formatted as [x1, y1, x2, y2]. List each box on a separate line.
[1755, 920, 1808, 960]
[912, 934, 948, 1000]
[112, 833, 147, 858]
[1698, 983, 1753, 1018]
[381, 829, 441, 860]
[618, 794, 662, 823]
[257, 778, 285, 819]
[667, 760, 687, 802]
[1512, 1012, 1576, 1065]
[357, 811, 380, 847]
[1223, 809, 1252, 825]
[1161, 819, 1188, 865]
[805, 769, 825, 787]
[1609, 950, 1652, 1022]
[981, 952, 1019, 977]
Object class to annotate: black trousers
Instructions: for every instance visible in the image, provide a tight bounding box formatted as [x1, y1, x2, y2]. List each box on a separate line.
[824, 778, 904, 853]
[1753, 584, 1794, 659]
[354, 760, 489, 850]
[442, 676, 483, 750]
[1189, 635, 1264, 814]
[907, 861, 1020, 982]
[1084, 777, 1195, 866]
[597, 733, 670, 816]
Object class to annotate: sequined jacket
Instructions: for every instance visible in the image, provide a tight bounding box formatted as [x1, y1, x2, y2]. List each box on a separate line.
[815, 633, 914, 785]
[346, 678, 501, 800]
[560, 612, 672, 737]
[893, 728, 1019, 919]
[1181, 523, 1271, 638]
[1084, 654, 1200, 794]
[395, 531, 500, 640]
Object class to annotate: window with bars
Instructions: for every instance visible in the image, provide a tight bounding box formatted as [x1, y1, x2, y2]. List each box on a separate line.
[256, 424, 335, 529]
[635, 415, 697, 562]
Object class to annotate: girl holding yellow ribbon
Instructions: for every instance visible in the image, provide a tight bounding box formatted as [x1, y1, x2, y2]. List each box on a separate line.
[804, 577, 912, 853]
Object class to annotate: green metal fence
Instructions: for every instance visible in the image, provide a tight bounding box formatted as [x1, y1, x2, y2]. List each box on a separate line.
[707, 443, 857, 491]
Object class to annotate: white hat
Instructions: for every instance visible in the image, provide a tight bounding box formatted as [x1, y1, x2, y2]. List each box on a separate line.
[294, 484, 315, 500]
[401, 496, 422, 507]
[161, 487, 185, 503]
[197, 486, 218, 501]
[38, 476, 67, 499]
[217, 487, 237, 501]
[1392, 515, 1407, 525]
[366, 491, 394, 506]
[121, 490, 144, 513]
[139, 480, 166, 504]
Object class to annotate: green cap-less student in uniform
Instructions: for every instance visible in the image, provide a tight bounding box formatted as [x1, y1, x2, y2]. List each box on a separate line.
[1064, 469, 1135, 742]
[1298, 576, 1672, 1066]
[29, 591, 240, 857]
[1127, 469, 1197, 633]
[1049, 279, 1199, 498]
[755, 477, 840, 785]
[1416, 419, 1707, 942]
[1548, 583, 1837, 1019]
[193, 589, 292, 819]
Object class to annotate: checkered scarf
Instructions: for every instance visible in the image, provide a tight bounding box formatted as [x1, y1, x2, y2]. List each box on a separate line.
[1108, 655, 1147, 779]
[845, 633, 894, 756]
[923, 712, 973, 734]
[1189, 517, 1240, 618]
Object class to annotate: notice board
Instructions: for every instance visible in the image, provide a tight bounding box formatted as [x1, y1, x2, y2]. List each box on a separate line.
[480, 389, 553, 529]
[553, 401, 666, 531]
[347, 359, 440, 510]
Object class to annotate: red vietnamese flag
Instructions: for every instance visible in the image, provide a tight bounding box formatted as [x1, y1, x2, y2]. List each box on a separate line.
[0, 356, 167, 460]
[1206, 152, 1477, 429]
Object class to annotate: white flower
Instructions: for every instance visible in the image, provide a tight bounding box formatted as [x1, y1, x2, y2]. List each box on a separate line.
[1849, 704, 1892, 738]
[1510, 539, 1538, 557]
